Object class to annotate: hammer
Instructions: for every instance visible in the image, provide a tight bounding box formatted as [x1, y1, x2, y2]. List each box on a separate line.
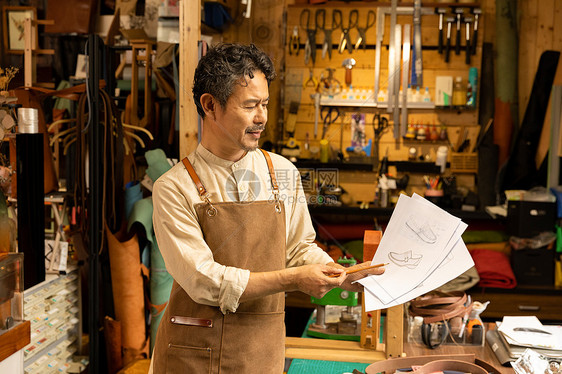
[343, 58, 356, 86]
[454, 8, 464, 55]
[472, 8, 482, 55]
[436, 8, 447, 54]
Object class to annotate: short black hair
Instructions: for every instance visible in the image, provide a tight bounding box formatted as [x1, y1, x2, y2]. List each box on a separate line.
[192, 43, 276, 118]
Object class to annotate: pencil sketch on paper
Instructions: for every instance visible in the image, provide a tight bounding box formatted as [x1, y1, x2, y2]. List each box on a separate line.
[388, 250, 423, 269]
[405, 215, 437, 244]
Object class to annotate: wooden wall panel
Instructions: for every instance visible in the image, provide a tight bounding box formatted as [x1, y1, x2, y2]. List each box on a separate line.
[283, 4, 482, 173]
[517, 0, 562, 168]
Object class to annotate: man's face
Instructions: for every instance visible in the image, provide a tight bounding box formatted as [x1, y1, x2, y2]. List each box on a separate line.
[213, 71, 269, 153]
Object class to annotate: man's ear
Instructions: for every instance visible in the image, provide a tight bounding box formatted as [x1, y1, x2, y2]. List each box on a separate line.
[200, 93, 216, 119]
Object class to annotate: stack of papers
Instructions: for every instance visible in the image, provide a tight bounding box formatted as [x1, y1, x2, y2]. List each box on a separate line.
[358, 193, 474, 311]
[487, 317, 562, 366]
[499, 317, 562, 356]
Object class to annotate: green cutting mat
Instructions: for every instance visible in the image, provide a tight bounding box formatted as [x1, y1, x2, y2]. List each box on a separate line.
[287, 359, 369, 374]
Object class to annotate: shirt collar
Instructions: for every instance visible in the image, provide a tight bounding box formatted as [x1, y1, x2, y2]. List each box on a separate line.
[196, 143, 255, 169]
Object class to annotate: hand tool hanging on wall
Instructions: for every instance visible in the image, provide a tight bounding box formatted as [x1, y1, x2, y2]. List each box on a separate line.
[387, 0, 398, 115]
[411, 0, 423, 87]
[392, 24, 402, 138]
[300, 9, 317, 65]
[282, 101, 301, 158]
[289, 26, 300, 56]
[454, 8, 463, 55]
[373, 7, 385, 103]
[401, 24, 411, 138]
[316, 9, 341, 60]
[445, 15, 454, 63]
[471, 8, 481, 55]
[337, 9, 358, 54]
[355, 10, 375, 50]
[303, 68, 319, 90]
[312, 92, 320, 139]
[320, 68, 342, 97]
[437, 8, 447, 54]
[321, 106, 340, 139]
[464, 16, 473, 65]
[304, 68, 321, 139]
[343, 58, 356, 86]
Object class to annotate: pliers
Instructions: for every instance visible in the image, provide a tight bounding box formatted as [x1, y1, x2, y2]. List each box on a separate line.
[289, 26, 300, 56]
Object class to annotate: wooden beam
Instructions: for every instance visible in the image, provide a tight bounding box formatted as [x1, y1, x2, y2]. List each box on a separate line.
[179, 0, 201, 158]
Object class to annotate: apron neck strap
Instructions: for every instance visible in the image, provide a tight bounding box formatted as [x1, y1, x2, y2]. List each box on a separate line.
[182, 149, 280, 197]
[182, 157, 207, 197]
[258, 149, 279, 194]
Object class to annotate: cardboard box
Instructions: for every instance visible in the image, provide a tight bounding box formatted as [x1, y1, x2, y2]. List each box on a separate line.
[511, 246, 554, 285]
[506, 201, 556, 238]
[435, 76, 453, 106]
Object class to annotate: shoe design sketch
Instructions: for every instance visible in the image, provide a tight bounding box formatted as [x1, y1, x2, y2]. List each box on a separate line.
[405, 216, 437, 244]
[388, 250, 423, 269]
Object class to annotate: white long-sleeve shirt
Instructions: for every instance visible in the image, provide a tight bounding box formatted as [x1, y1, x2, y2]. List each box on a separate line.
[152, 144, 332, 314]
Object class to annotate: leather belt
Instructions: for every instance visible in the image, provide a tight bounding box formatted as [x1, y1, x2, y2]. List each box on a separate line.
[409, 291, 471, 324]
[365, 354, 490, 374]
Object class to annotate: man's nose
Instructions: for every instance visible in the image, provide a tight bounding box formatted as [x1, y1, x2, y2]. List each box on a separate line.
[255, 105, 267, 123]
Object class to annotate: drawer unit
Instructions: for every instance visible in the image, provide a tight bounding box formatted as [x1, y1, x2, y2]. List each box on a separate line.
[23, 269, 81, 374]
[468, 287, 562, 322]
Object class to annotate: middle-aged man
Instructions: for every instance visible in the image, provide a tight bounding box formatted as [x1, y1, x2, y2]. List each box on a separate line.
[150, 43, 384, 373]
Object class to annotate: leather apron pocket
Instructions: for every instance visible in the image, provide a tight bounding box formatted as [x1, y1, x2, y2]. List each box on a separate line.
[220, 311, 285, 373]
[167, 344, 212, 374]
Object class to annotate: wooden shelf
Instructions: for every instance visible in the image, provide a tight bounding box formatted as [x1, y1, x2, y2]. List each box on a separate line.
[289, 2, 482, 9]
[0, 320, 30, 363]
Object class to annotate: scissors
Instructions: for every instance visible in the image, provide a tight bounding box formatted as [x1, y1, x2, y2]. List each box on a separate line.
[355, 10, 375, 50]
[315, 9, 341, 60]
[321, 106, 340, 139]
[300, 9, 317, 65]
[336, 9, 358, 54]
[372, 113, 389, 141]
[289, 26, 300, 56]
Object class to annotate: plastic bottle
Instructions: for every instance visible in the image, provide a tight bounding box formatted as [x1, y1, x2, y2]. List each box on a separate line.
[416, 123, 426, 141]
[423, 87, 431, 102]
[413, 86, 421, 102]
[436, 146, 448, 173]
[467, 67, 478, 107]
[452, 76, 466, 107]
[429, 124, 439, 141]
[377, 89, 386, 102]
[319, 139, 330, 163]
[407, 85, 414, 103]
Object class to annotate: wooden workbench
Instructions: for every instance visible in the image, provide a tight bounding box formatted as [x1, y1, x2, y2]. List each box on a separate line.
[286, 325, 514, 374]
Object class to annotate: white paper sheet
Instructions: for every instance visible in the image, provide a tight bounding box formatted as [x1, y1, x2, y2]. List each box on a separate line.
[358, 193, 474, 311]
[362, 237, 473, 310]
[361, 194, 462, 304]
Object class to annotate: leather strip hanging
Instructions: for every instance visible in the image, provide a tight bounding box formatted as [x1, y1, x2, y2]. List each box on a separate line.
[74, 87, 126, 250]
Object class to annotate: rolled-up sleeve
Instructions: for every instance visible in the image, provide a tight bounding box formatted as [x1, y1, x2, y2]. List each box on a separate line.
[153, 177, 250, 314]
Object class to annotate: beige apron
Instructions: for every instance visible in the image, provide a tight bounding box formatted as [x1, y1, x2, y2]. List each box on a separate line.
[152, 149, 287, 373]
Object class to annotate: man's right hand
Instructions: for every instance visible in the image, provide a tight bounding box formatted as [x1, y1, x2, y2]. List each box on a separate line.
[291, 264, 346, 299]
